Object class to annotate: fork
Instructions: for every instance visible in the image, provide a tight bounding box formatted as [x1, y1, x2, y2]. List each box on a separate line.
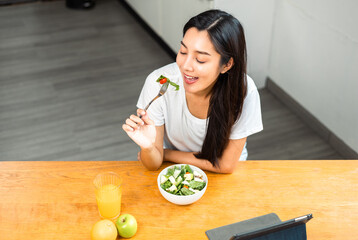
[140, 81, 169, 117]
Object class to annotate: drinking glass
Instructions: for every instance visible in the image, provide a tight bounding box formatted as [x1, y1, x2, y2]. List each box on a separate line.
[93, 172, 122, 220]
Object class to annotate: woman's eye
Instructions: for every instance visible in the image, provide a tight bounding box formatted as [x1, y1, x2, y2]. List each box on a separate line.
[196, 59, 205, 64]
[180, 51, 187, 55]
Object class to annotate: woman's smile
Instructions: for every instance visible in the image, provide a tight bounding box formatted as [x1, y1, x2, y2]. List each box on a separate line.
[183, 73, 199, 84]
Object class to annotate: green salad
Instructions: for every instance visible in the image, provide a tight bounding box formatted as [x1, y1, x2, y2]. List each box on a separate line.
[156, 75, 180, 91]
[160, 165, 206, 196]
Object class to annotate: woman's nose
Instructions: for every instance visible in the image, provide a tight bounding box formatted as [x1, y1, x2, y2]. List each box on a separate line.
[182, 56, 194, 72]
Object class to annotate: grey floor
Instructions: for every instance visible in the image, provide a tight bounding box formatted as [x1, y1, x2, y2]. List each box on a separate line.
[0, 0, 343, 161]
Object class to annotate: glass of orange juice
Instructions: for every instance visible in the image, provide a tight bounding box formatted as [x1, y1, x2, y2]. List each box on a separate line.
[93, 172, 122, 220]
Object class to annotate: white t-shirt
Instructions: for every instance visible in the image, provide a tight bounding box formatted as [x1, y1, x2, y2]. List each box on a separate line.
[137, 63, 263, 160]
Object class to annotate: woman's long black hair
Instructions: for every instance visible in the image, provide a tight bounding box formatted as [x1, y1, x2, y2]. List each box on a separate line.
[183, 9, 247, 167]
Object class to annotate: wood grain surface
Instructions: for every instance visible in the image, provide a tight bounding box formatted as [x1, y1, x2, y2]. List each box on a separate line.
[0, 160, 357, 239]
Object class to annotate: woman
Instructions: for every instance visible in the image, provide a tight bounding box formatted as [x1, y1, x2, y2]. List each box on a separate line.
[122, 10, 263, 173]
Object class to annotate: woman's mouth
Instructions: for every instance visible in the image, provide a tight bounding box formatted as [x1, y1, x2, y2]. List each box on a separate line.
[183, 73, 199, 84]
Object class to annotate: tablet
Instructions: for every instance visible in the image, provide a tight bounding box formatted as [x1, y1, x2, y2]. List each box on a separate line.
[230, 214, 313, 240]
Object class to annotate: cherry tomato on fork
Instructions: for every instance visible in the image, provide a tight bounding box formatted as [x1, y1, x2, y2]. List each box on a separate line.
[159, 78, 167, 84]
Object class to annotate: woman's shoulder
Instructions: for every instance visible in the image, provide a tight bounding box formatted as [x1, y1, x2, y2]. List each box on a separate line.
[245, 74, 259, 95]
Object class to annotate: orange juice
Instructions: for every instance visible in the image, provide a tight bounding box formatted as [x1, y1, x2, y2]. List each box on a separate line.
[96, 184, 122, 220]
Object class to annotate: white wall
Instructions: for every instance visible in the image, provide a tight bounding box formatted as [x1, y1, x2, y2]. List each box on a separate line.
[125, 0, 213, 52]
[214, 0, 276, 89]
[268, 0, 358, 153]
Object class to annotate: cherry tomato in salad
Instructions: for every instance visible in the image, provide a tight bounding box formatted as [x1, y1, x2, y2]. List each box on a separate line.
[159, 78, 167, 84]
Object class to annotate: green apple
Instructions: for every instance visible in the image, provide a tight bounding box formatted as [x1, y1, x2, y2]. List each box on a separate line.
[115, 214, 137, 238]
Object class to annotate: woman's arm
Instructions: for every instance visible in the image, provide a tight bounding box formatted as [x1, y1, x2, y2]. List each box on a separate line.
[139, 125, 164, 170]
[164, 138, 247, 174]
[122, 110, 165, 170]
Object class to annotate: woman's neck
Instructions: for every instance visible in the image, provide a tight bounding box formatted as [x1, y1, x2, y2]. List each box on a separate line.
[185, 92, 211, 119]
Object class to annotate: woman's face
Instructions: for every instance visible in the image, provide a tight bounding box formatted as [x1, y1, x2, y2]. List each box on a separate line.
[176, 27, 231, 97]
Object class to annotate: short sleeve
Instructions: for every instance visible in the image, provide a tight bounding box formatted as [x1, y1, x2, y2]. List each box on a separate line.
[136, 70, 165, 126]
[230, 87, 263, 139]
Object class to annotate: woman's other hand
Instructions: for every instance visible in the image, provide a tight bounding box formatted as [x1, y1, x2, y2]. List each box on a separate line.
[122, 109, 156, 149]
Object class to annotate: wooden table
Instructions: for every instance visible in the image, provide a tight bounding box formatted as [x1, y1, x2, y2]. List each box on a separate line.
[0, 160, 357, 239]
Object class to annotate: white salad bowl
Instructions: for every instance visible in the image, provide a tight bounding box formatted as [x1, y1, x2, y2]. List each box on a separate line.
[157, 164, 208, 205]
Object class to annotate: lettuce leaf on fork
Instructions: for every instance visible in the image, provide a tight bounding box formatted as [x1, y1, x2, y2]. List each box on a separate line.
[156, 75, 179, 91]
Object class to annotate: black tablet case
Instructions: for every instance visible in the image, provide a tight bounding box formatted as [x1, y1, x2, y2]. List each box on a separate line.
[205, 213, 307, 240]
[238, 223, 307, 240]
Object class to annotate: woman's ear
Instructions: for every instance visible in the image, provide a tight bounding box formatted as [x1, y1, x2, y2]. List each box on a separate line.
[220, 57, 234, 74]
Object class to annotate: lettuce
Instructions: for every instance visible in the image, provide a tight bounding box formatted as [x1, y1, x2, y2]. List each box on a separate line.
[181, 187, 195, 196]
[156, 75, 179, 91]
[160, 165, 206, 195]
[167, 168, 174, 176]
[184, 164, 193, 174]
[161, 181, 172, 190]
[189, 181, 206, 190]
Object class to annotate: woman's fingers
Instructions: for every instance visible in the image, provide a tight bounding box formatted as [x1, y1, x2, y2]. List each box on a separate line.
[122, 110, 157, 149]
[137, 109, 145, 117]
[122, 123, 134, 132]
[130, 114, 144, 126]
[136, 109, 154, 125]
[122, 110, 154, 134]
[124, 115, 143, 130]
[138, 111, 154, 125]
